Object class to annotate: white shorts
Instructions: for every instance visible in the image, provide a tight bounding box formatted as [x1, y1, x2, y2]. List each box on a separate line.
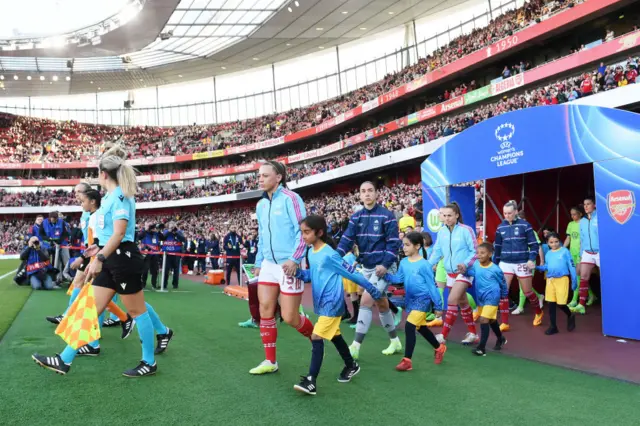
[258, 259, 304, 296]
[581, 251, 600, 267]
[361, 264, 398, 294]
[446, 273, 473, 288]
[499, 261, 532, 278]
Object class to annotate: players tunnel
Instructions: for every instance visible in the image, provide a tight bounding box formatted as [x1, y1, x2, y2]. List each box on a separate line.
[421, 104, 640, 341]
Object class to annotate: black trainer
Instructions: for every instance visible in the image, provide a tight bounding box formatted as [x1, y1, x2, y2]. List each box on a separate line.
[493, 336, 508, 351]
[121, 314, 135, 340]
[293, 376, 317, 395]
[155, 328, 174, 355]
[545, 326, 559, 335]
[46, 315, 64, 325]
[103, 317, 120, 327]
[472, 347, 486, 356]
[337, 362, 360, 383]
[122, 361, 157, 378]
[77, 344, 101, 357]
[567, 313, 576, 332]
[32, 353, 70, 375]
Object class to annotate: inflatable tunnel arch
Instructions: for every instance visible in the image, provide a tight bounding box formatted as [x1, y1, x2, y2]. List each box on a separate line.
[421, 105, 640, 340]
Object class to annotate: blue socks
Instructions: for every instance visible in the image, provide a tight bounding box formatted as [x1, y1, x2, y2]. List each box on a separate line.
[145, 302, 168, 335]
[60, 345, 77, 364]
[309, 339, 324, 378]
[136, 311, 155, 365]
[63, 288, 81, 316]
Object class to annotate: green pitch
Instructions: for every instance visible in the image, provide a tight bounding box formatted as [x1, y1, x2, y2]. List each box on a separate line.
[0, 260, 638, 425]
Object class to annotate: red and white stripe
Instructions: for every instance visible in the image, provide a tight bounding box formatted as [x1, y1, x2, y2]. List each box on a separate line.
[283, 188, 307, 260]
[459, 223, 478, 267]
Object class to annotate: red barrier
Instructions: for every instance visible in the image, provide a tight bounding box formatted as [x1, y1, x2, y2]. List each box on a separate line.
[59, 245, 242, 259]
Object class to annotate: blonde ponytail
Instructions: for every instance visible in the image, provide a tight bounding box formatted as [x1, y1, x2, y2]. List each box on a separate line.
[117, 163, 138, 198]
[101, 142, 127, 160]
[99, 155, 138, 198]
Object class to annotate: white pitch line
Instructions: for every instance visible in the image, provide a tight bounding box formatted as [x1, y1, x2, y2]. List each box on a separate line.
[0, 269, 17, 281]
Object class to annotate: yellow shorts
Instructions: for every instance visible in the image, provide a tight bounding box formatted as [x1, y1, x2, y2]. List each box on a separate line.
[342, 278, 359, 294]
[478, 305, 498, 320]
[407, 310, 428, 329]
[546, 276, 569, 305]
[313, 316, 342, 340]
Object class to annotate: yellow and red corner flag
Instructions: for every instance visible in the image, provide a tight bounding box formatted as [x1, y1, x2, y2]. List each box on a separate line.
[55, 284, 101, 349]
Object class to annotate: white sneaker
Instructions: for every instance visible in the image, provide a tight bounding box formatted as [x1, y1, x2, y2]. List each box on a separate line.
[435, 333, 446, 344]
[381, 339, 402, 356]
[511, 307, 524, 315]
[249, 360, 279, 375]
[461, 332, 479, 345]
[349, 343, 360, 360]
[538, 294, 545, 309]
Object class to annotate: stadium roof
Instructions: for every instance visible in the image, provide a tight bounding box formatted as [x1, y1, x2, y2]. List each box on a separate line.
[0, 0, 467, 97]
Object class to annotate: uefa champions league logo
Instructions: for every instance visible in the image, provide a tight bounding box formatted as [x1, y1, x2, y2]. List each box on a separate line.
[491, 122, 524, 167]
[495, 123, 515, 144]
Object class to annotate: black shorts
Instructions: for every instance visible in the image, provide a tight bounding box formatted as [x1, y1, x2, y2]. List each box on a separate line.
[93, 242, 144, 295]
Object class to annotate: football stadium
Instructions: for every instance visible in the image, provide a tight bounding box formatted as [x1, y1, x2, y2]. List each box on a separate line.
[1, 0, 640, 424]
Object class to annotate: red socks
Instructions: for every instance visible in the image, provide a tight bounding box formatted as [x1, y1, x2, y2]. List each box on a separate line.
[499, 297, 510, 325]
[295, 314, 314, 339]
[578, 279, 589, 306]
[460, 305, 477, 334]
[442, 305, 458, 339]
[260, 317, 277, 363]
[525, 291, 542, 315]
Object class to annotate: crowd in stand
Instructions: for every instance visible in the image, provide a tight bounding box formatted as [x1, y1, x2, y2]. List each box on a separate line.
[0, 183, 423, 254]
[0, 51, 636, 208]
[0, 0, 574, 165]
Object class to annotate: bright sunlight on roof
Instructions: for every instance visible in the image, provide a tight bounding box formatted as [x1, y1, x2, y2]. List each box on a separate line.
[0, 0, 130, 40]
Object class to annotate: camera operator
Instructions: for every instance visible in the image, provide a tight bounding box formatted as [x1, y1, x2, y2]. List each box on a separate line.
[29, 215, 48, 250]
[38, 211, 70, 282]
[139, 222, 162, 289]
[161, 221, 186, 289]
[20, 237, 54, 290]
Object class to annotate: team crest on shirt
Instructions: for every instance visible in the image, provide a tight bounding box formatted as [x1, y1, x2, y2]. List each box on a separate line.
[514, 227, 520, 236]
[607, 190, 635, 225]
